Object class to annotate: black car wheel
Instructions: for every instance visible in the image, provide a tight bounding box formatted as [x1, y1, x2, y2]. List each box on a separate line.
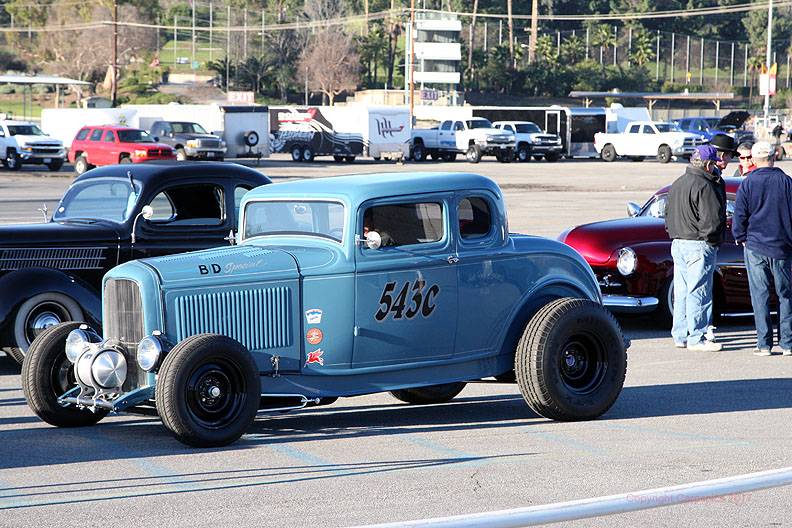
[74, 155, 91, 175]
[496, 148, 514, 163]
[10, 293, 83, 366]
[345, 156, 356, 163]
[175, 148, 188, 161]
[656, 145, 672, 163]
[290, 145, 303, 162]
[515, 298, 627, 421]
[600, 144, 617, 162]
[5, 150, 22, 171]
[22, 322, 108, 427]
[412, 143, 426, 162]
[516, 144, 531, 162]
[390, 382, 466, 405]
[545, 151, 560, 162]
[441, 151, 457, 162]
[333, 155, 345, 163]
[466, 145, 482, 163]
[47, 159, 64, 172]
[156, 334, 259, 447]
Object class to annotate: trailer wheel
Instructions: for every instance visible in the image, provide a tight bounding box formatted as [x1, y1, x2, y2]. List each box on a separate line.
[243, 130, 259, 147]
[290, 145, 303, 162]
[302, 146, 315, 162]
[600, 144, 617, 162]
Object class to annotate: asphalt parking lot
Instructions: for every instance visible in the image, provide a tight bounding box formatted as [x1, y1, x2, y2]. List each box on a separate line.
[1, 156, 791, 527]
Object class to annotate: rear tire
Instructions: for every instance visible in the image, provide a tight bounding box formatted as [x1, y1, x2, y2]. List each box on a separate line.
[600, 144, 617, 162]
[390, 382, 466, 405]
[156, 334, 260, 447]
[515, 298, 627, 421]
[22, 322, 108, 428]
[441, 151, 457, 162]
[412, 143, 426, 162]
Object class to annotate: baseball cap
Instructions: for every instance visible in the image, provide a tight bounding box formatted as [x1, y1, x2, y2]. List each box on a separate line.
[751, 141, 775, 159]
[692, 144, 719, 162]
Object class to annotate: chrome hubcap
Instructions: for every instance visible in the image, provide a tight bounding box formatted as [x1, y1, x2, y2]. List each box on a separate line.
[30, 312, 62, 338]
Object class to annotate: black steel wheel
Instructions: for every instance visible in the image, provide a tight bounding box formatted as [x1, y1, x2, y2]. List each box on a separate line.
[516, 144, 531, 162]
[390, 382, 466, 405]
[515, 298, 627, 421]
[22, 322, 108, 427]
[156, 334, 259, 447]
[657, 144, 672, 163]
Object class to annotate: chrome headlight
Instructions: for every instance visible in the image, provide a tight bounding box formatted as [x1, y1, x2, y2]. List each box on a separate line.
[65, 326, 99, 363]
[137, 334, 163, 371]
[616, 247, 637, 276]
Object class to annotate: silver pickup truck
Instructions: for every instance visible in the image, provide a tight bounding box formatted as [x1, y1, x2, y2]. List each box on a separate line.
[411, 117, 515, 163]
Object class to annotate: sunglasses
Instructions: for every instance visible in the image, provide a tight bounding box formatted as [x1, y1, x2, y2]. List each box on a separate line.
[739, 155, 752, 160]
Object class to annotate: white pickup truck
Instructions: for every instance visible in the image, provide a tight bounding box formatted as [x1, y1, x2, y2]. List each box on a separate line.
[492, 120, 563, 162]
[594, 121, 706, 163]
[411, 117, 516, 163]
[0, 120, 66, 171]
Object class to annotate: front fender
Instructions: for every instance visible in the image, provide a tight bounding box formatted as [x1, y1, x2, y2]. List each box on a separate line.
[0, 269, 101, 332]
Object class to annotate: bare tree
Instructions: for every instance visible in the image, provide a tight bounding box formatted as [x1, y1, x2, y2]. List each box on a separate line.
[300, 29, 359, 105]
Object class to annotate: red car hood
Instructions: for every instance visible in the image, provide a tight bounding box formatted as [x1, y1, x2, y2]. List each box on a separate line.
[561, 216, 669, 265]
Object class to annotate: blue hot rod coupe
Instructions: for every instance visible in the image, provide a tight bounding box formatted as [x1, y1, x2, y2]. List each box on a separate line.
[23, 172, 628, 447]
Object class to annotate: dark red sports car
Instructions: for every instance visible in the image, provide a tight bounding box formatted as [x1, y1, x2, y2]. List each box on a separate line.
[558, 177, 749, 323]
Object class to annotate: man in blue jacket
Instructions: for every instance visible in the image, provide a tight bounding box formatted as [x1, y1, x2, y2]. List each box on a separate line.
[732, 141, 792, 356]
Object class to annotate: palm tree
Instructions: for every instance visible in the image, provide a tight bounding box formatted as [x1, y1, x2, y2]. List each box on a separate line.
[561, 35, 586, 65]
[748, 54, 766, 108]
[629, 30, 654, 67]
[591, 24, 616, 66]
[535, 35, 556, 64]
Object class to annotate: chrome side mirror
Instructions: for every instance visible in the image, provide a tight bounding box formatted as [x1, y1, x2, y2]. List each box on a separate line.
[356, 231, 382, 250]
[131, 205, 154, 244]
[626, 202, 641, 218]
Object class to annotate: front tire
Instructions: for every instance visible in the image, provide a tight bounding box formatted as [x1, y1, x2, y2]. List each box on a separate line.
[74, 155, 91, 175]
[47, 159, 64, 171]
[657, 145, 672, 163]
[600, 144, 617, 162]
[390, 382, 466, 405]
[515, 298, 627, 421]
[156, 334, 260, 447]
[22, 322, 108, 427]
[4, 150, 22, 171]
[175, 148, 188, 161]
[516, 144, 531, 162]
[466, 145, 482, 163]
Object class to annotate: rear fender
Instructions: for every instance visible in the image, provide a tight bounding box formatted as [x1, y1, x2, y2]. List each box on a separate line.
[0, 269, 101, 334]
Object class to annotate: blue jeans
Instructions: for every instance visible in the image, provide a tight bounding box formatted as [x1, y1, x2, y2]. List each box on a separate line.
[744, 246, 792, 350]
[671, 239, 718, 346]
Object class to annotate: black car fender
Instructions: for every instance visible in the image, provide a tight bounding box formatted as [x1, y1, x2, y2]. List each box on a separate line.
[0, 268, 102, 333]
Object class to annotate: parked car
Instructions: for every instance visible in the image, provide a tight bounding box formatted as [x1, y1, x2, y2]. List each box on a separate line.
[1, 162, 270, 365]
[68, 125, 176, 175]
[149, 121, 227, 161]
[492, 120, 563, 162]
[674, 111, 753, 145]
[594, 121, 707, 163]
[411, 117, 516, 163]
[23, 172, 627, 447]
[558, 178, 747, 323]
[0, 120, 66, 171]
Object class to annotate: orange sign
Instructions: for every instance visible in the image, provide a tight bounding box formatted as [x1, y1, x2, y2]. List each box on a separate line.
[306, 328, 324, 345]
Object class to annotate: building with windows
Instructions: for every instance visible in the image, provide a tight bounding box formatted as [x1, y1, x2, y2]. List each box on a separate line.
[405, 12, 462, 106]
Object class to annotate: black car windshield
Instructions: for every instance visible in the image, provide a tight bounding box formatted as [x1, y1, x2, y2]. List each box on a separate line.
[171, 122, 208, 134]
[8, 124, 45, 136]
[515, 123, 542, 133]
[54, 178, 140, 223]
[117, 129, 154, 143]
[466, 119, 493, 129]
[244, 200, 345, 242]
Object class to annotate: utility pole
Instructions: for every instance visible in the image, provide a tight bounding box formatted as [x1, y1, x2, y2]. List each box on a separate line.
[529, 0, 538, 63]
[227, 5, 231, 93]
[409, 0, 415, 120]
[111, 0, 118, 107]
[191, 0, 196, 65]
[764, 0, 773, 127]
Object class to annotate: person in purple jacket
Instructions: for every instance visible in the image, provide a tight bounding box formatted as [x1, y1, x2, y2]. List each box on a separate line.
[732, 141, 792, 357]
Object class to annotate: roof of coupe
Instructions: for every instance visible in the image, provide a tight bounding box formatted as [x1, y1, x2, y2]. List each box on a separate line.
[74, 162, 269, 186]
[243, 172, 502, 204]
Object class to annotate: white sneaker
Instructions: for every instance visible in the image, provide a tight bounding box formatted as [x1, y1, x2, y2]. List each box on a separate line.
[688, 340, 723, 352]
[781, 349, 792, 356]
[753, 348, 772, 357]
[674, 342, 687, 349]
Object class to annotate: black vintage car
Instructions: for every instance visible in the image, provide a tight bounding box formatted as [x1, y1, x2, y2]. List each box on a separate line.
[0, 162, 270, 365]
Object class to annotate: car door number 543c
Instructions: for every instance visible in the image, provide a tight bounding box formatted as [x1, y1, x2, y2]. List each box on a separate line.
[375, 280, 439, 321]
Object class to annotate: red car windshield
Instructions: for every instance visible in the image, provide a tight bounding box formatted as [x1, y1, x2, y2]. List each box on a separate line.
[117, 130, 154, 143]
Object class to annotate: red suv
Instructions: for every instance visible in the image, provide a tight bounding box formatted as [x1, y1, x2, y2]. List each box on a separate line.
[68, 125, 175, 174]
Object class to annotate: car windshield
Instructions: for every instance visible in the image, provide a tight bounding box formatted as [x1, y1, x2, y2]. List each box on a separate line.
[171, 122, 208, 134]
[243, 200, 345, 243]
[641, 193, 735, 218]
[53, 178, 140, 223]
[466, 119, 493, 129]
[654, 123, 682, 132]
[8, 124, 45, 136]
[117, 129, 154, 143]
[703, 118, 721, 127]
[515, 123, 542, 133]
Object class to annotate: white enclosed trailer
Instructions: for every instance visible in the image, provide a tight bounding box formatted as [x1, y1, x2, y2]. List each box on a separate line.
[41, 108, 138, 148]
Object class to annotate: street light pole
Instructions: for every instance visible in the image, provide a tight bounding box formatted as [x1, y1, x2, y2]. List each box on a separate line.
[764, 0, 773, 127]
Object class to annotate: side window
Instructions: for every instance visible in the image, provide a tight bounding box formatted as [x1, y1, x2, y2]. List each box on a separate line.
[363, 202, 443, 248]
[146, 184, 225, 226]
[641, 125, 656, 134]
[458, 197, 492, 239]
[102, 131, 116, 142]
[234, 185, 251, 220]
[440, 121, 452, 131]
[75, 128, 89, 141]
[627, 124, 640, 134]
[0, 127, 6, 137]
[89, 129, 103, 141]
[454, 121, 464, 131]
[504, 124, 514, 132]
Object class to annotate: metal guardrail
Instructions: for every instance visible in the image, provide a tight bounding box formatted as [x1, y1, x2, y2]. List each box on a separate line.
[354, 466, 792, 528]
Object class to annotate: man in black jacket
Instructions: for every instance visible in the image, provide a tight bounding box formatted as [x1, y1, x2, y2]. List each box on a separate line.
[665, 144, 727, 351]
[732, 141, 792, 356]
